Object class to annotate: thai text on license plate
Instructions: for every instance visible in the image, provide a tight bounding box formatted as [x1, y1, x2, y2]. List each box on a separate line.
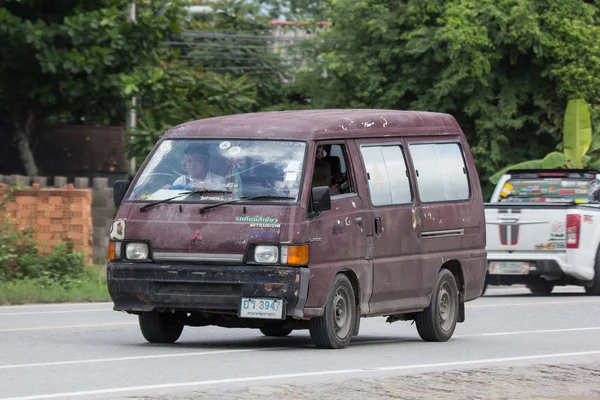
[239, 298, 284, 319]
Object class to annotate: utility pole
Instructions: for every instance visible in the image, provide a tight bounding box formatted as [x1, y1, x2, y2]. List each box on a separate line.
[126, 0, 137, 176]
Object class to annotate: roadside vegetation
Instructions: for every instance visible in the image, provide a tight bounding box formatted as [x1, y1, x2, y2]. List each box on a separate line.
[0, 218, 110, 305]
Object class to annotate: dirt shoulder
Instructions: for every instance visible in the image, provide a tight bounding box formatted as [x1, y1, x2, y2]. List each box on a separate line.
[144, 361, 600, 399]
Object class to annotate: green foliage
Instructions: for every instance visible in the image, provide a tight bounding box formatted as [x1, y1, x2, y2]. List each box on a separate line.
[563, 99, 592, 168]
[127, 58, 257, 166]
[489, 99, 599, 184]
[0, 218, 87, 287]
[183, 0, 290, 111]
[0, 0, 190, 174]
[292, 0, 600, 196]
[0, 267, 110, 305]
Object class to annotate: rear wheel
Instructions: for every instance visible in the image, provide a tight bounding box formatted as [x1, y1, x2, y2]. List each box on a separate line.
[260, 327, 293, 337]
[585, 246, 600, 295]
[139, 311, 184, 343]
[415, 269, 459, 342]
[527, 280, 554, 295]
[309, 274, 356, 349]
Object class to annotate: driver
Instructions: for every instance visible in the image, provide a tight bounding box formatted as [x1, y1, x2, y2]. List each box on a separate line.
[169, 144, 226, 190]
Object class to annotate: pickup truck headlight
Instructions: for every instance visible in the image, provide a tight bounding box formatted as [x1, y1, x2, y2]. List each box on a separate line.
[253, 245, 279, 264]
[125, 242, 149, 260]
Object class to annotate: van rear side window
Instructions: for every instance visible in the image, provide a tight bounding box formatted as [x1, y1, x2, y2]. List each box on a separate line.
[360, 145, 413, 206]
[409, 143, 470, 203]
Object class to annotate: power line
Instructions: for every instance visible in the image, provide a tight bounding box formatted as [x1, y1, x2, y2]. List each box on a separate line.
[183, 31, 312, 42]
[167, 41, 297, 49]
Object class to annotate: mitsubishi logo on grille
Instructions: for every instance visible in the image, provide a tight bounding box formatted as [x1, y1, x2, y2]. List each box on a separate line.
[190, 229, 202, 245]
[497, 209, 521, 245]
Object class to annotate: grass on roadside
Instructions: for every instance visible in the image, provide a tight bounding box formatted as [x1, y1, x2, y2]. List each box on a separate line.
[0, 265, 111, 305]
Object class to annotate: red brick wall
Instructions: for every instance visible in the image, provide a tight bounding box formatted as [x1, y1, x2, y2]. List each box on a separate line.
[0, 184, 93, 259]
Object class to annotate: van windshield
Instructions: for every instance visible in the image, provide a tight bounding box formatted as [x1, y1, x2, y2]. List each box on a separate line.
[127, 139, 306, 203]
[498, 178, 600, 203]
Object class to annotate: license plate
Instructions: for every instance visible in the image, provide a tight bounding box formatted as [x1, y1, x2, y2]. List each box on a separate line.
[488, 262, 530, 275]
[239, 298, 284, 319]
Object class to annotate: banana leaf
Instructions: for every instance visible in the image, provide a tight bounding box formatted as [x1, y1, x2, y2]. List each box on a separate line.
[563, 99, 592, 168]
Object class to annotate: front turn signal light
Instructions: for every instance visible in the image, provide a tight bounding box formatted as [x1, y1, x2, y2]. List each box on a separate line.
[282, 245, 309, 266]
[108, 241, 116, 261]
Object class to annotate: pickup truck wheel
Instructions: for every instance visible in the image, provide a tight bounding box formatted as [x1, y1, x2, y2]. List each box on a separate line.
[139, 312, 184, 343]
[309, 274, 356, 349]
[415, 269, 459, 342]
[260, 327, 293, 337]
[585, 248, 600, 295]
[527, 281, 554, 295]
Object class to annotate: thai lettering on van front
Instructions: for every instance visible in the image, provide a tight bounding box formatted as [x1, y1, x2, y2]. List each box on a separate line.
[235, 216, 279, 223]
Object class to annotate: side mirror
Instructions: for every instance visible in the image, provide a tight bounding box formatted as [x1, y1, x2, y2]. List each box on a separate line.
[311, 186, 331, 213]
[113, 180, 130, 206]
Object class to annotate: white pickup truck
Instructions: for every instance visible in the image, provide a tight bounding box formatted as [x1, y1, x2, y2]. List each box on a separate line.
[484, 169, 600, 295]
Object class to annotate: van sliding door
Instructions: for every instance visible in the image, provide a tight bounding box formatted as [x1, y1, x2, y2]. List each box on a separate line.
[356, 139, 422, 315]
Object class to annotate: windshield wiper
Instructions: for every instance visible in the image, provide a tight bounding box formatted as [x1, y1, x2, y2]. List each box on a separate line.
[139, 190, 233, 212]
[199, 195, 296, 214]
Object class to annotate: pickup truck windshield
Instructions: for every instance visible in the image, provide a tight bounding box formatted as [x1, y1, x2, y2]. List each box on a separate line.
[127, 139, 306, 203]
[499, 178, 600, 203]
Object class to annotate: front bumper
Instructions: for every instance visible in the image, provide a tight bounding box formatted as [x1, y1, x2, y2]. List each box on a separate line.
[107, 262, 310, 319]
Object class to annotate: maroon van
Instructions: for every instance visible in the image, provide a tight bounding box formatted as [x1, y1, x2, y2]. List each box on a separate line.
[107, 109, 487, 349]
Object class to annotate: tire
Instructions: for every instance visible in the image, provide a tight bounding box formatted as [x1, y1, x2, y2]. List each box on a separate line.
[527, 281, 554, 295]
[481, 282, 488, 296]
[415, 269, 459, 342]
[260, 327, 293, 337]
[139, 311, 184, 344]
[309, 274, 357, 349]
[585, 247, 600, 295]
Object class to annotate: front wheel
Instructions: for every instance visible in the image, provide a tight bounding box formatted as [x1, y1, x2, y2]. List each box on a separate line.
[527, 280, 554, 295]
[309, 274, 356, 349]
[139, 311, 184, 344]
[415, 269, 459, 342]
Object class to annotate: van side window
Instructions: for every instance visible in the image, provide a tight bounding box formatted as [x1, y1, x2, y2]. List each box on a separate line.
[360, 145, 413, 206]
[409, 142, 470, 202]
[313, 144, 354, 196]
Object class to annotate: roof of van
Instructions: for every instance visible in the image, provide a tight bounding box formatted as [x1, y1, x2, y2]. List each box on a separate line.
[162, 109, 460, 140]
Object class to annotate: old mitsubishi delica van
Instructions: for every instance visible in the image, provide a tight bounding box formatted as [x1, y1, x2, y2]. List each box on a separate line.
[107, 109, 486, 349]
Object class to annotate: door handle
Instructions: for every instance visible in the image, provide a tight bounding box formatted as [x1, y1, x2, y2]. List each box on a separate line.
[374, 217, 382, 235]
[354, 217, 363, 226]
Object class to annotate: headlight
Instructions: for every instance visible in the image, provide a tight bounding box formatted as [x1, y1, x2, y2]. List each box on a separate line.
[125, 242, 149, 260]
[254, 245, 279, 264]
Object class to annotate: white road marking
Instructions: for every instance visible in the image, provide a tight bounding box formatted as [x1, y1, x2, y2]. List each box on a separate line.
[0, 322, 135, 332]
[0, 348, 283, 370]
[3, 350, 600, 400]
[467, 298, 600, 308]
[0, 303, 112, 310]
[0, 309, 112, 316]
[457, 326, 600, 338]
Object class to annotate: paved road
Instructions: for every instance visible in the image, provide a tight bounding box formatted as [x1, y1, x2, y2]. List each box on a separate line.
[1, 286, 600, 399]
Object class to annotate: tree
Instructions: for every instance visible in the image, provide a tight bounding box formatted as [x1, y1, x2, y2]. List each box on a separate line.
[292, 0, 600, 196]
[178, 0, 290, 111]
[257, 0, 330, 21]
[127, 58, 258, 166]
[0, 0, 188, 176]
[489, 99, 600, 183]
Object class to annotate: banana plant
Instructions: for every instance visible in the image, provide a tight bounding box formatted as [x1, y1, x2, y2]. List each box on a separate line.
[489, 99, 600, 184]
